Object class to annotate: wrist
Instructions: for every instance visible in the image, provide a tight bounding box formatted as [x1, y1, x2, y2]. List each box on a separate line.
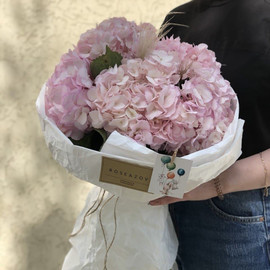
[218, 156, 267, 195]
[218, 163, 241, 195]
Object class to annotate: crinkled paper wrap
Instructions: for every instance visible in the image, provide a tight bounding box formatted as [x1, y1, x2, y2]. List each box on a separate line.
[36, 83, 244, 270]
[61, 186, 178, 270]
[36, 83, 244, 202]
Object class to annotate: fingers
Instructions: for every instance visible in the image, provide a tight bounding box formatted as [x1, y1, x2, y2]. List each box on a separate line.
[149, 196, 183, 206]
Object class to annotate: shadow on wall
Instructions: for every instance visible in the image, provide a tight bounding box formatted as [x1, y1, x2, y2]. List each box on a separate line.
[1, 0, 90, 269]
[23, 209, 72, 270]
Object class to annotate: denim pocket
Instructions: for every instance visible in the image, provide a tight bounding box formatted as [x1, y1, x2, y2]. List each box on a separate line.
[208, 189, 265, 223]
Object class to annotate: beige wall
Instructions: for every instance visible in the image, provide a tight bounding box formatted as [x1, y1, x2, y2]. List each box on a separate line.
[0, 1, 189, 269]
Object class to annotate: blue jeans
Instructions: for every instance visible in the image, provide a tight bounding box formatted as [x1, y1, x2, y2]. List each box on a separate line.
[169, 188, 270, 270]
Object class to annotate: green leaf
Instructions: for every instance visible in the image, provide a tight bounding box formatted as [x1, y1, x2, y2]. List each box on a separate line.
[90, 45, 123, 79]
[69, 128, 108, 151]
[93, 128, 108, 144]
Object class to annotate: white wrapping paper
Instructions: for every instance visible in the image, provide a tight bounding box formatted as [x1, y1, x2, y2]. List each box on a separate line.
[36, 83, 244, 270]
[36, 84, 244, 202]
[61, 186, 178, 270]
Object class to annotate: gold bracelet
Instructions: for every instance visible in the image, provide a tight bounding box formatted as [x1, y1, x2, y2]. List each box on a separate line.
[214, 177, 224, 200]
[259, 152, 269, 197]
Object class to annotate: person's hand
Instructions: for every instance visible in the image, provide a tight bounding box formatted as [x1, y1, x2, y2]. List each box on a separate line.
[149, 179, 218, 206]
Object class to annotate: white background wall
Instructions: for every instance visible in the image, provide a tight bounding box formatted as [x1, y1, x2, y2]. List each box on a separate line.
[0, 1, 189, 269]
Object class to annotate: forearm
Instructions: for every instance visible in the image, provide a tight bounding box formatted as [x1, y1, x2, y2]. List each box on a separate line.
[220, 149, 270, 195]
[149, 149, 270, 205]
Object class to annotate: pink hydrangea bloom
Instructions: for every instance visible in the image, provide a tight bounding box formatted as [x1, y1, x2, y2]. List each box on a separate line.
[45, 17, 237, 155]
[45, 50, 93, 139]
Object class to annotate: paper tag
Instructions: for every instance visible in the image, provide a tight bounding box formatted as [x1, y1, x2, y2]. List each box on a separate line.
[99, 156, 153, 192]
[148, 154, 193, 198]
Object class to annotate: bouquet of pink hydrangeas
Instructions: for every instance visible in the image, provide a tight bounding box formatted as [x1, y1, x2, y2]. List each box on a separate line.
[36, 17, 244, 270]
[45, 17, 236, 156]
